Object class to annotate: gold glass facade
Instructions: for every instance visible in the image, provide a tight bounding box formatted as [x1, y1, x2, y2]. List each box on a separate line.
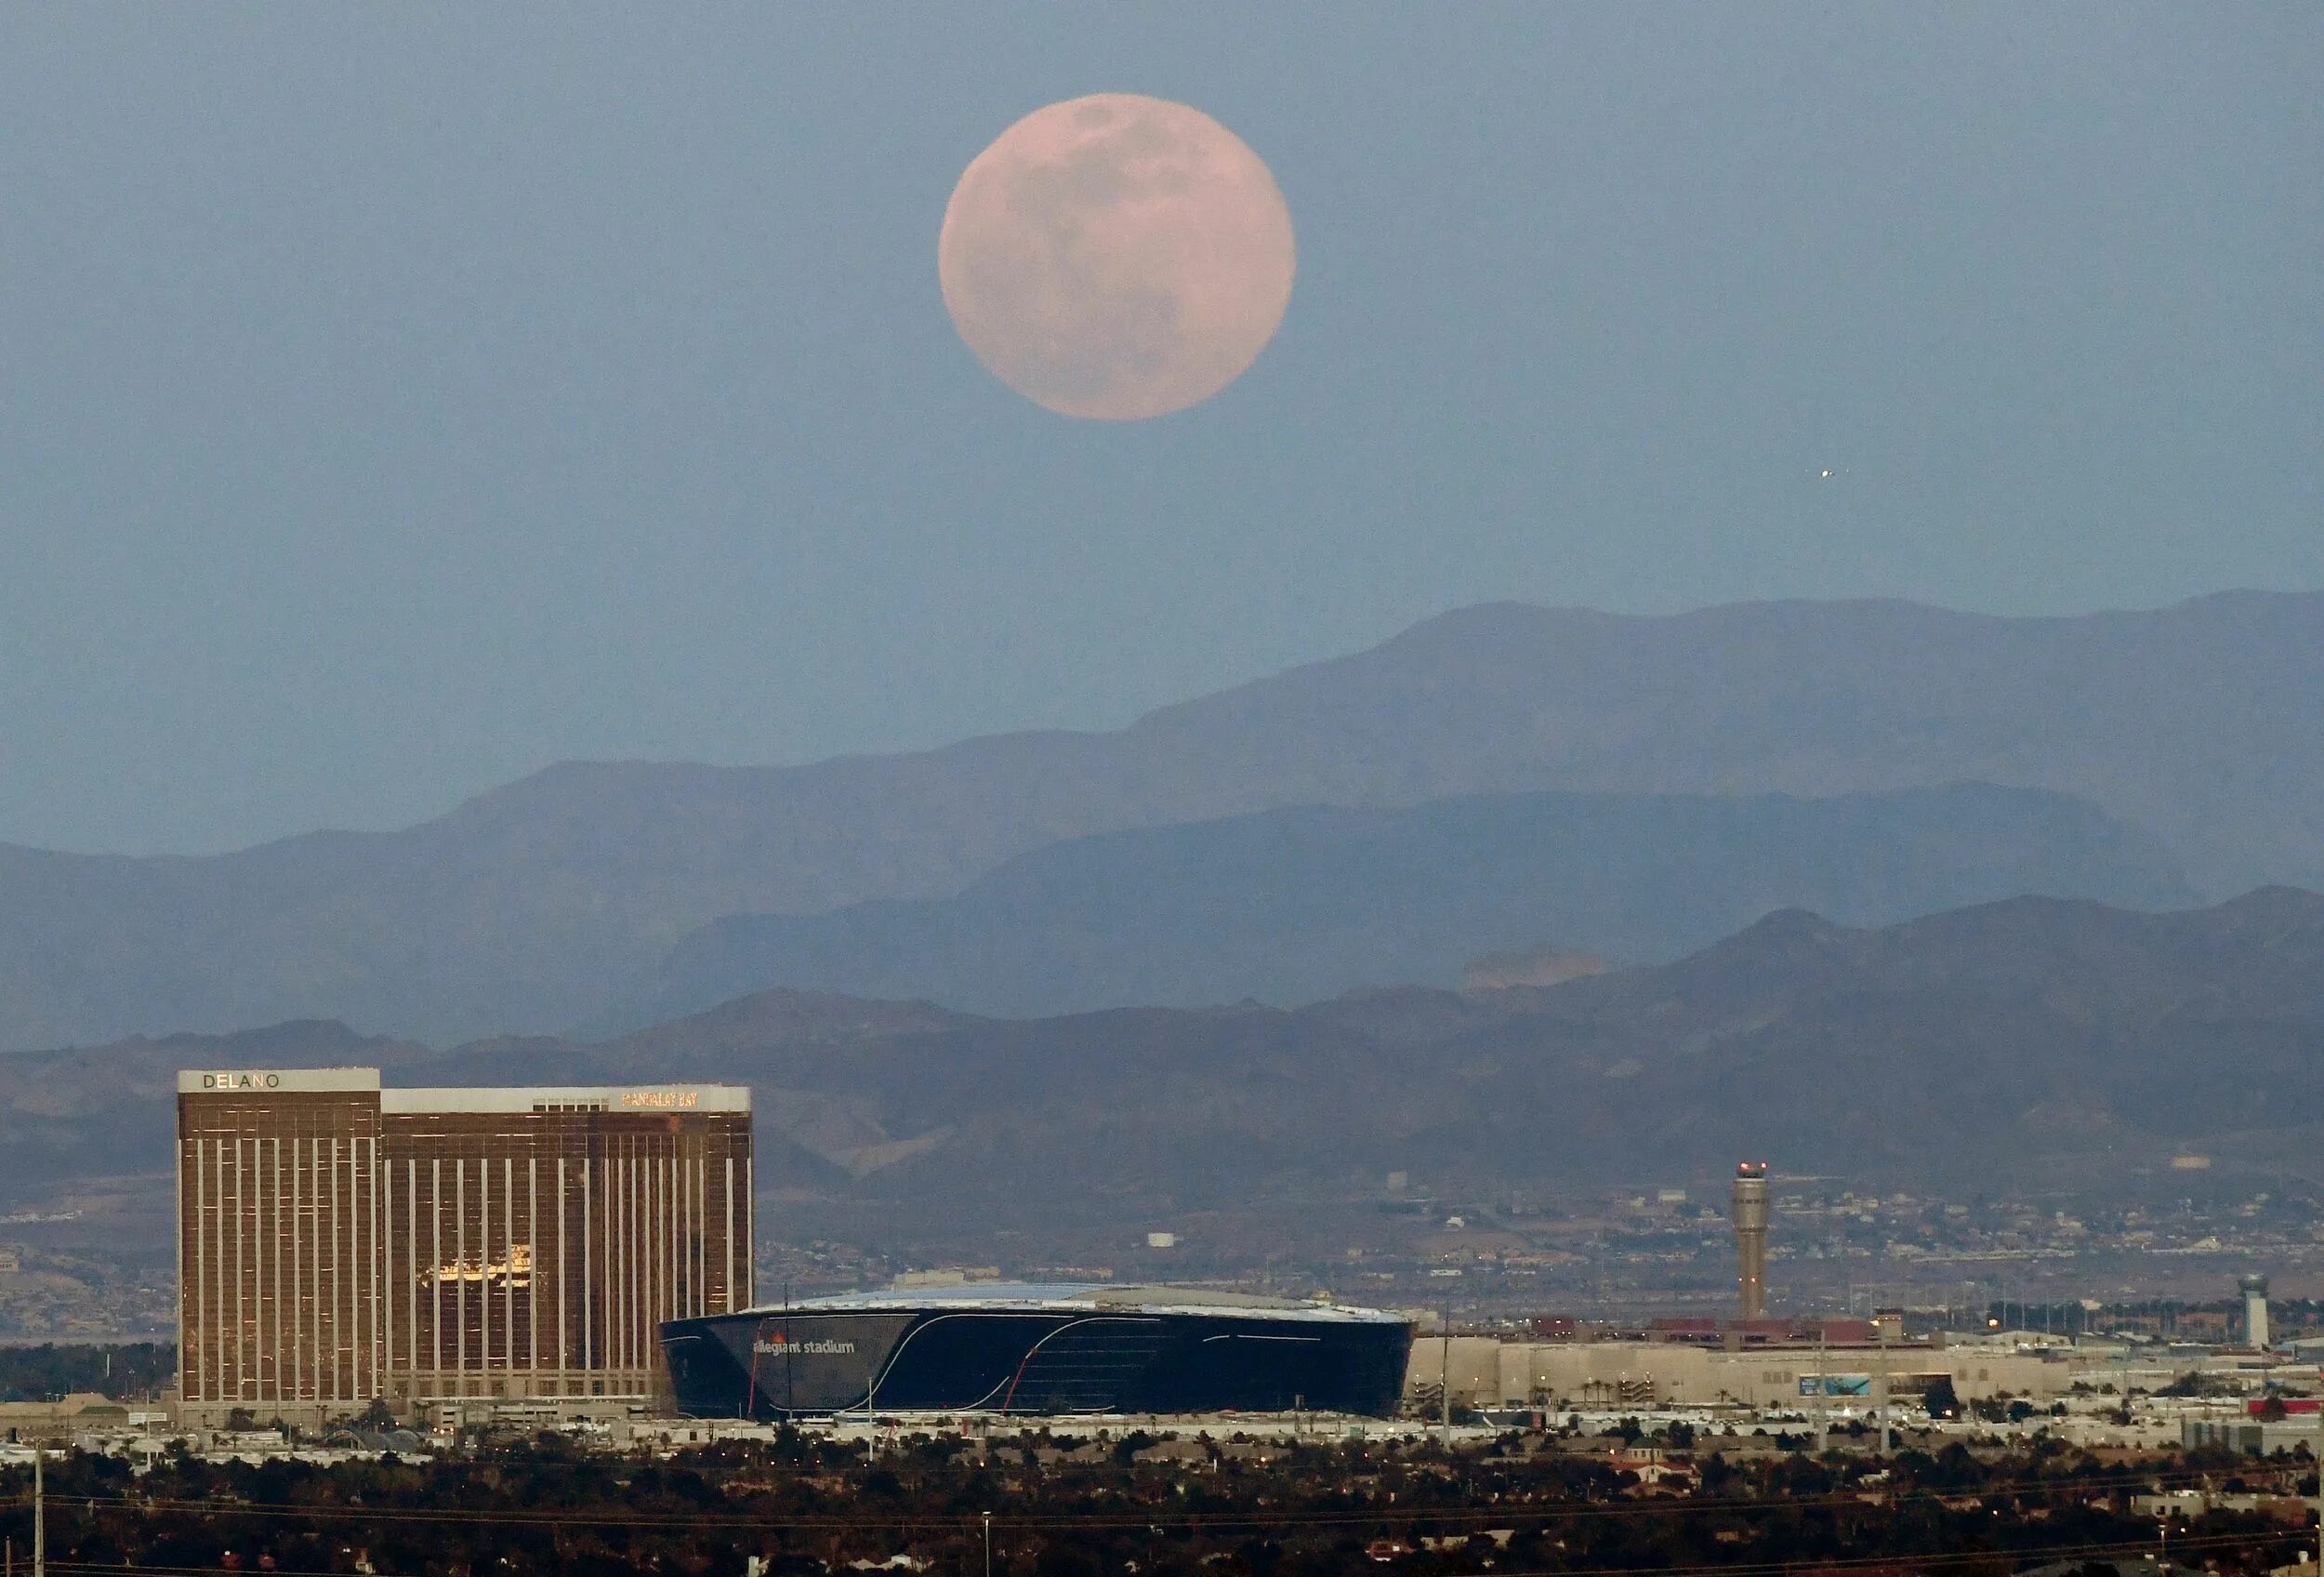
[176, 1070, 751, 1423]
[177, 1071, 383, 1411]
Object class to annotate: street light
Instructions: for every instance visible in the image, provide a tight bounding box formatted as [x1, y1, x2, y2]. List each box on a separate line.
[983, 1510, 992, 1577]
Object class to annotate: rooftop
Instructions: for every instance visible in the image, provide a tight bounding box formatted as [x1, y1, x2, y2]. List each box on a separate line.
[175, 1067, 750, 1112]
[742, 1282, 1409, 1325]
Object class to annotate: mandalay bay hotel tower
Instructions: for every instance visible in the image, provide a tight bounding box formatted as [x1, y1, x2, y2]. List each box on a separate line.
[176, 1068, 752, 1429]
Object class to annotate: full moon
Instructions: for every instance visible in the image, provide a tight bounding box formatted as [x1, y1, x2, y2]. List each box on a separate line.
[939, 94, 1296, 420]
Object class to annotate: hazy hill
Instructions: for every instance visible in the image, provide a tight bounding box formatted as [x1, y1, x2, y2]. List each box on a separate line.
[546, 887, 2324, 1230]
[0, 1019, 424, 1202]
[0, 590, 2316, 1050]
[1461, 883, 2324, 1188]
[623, 783, 2194, 1023]
[11, 889, 2321, 1258]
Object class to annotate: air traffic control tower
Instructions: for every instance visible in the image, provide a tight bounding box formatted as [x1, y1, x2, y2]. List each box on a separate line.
[1732, 1161, 1771, 1319]
[2240, 1273, 2271, 1349]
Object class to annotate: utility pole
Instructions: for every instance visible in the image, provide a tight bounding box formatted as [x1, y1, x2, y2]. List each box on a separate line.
[982, 1510, 992, 1577]
[32, 1448, 43, 1577]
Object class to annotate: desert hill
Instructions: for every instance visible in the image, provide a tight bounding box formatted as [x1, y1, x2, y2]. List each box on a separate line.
[624, 782, 2191, 1023]
[0, 590, 2316, 1050]
[9, 889, 2320, 1259]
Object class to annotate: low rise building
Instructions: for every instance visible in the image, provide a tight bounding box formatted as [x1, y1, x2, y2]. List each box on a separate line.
[0, 1390, 133, 1444]
[1408, 1334, 2067, 1411]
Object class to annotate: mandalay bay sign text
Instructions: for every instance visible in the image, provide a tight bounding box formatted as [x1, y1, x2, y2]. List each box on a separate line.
[621, 1090, 702, 1110]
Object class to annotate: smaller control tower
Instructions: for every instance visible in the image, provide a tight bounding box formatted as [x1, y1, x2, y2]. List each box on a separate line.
[1732, 1161, 1771, 1319]
[2239, 1273, 2270, 1349]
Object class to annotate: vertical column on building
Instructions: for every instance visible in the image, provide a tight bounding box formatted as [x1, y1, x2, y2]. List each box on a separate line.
[313, 1135, 325, 1405]
[554, 1153, 568, 1389]
[602, 1144, 614, 1381]
[326, 1135, 341, 1403]
[227, 1133, 243, 1401]
[187, 1134, 205, 1403]
[403, 1156, 417, 1386]
[502, 1153, 516, 1383]
[622, 1137, 634, 1378]
[652, 1136, 662, 1362]
[270, 1134, 284, 1402]
[341, 1131, 354, 1402]
[289, 1134, 302, 1402]
[644, 1137, 657, 1354]
[650, 1136, 662, 1370]
[579, 1153, 593, 1375]
[614, 1140, 629, 1379]
[475, 1148, 487, 1386]
[379, 1136, 393, 1402]
[618, 1138, 632, 1379]
[429, 1157, 443, 1384]
[635, 1135, 646, 1372]
[527, 1152, 539, 1382]
[632, 1135, 644, 1365]
[457, 1157, 470, 1389]
[364, 1134, 378, 1404]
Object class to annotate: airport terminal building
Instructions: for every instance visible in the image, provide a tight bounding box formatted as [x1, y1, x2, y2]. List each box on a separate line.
[176, 1068, 752, 1428]
[661, 1283, 1415, 1420]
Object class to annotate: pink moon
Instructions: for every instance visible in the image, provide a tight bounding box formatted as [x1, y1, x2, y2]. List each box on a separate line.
[938, 94, 1296, 420]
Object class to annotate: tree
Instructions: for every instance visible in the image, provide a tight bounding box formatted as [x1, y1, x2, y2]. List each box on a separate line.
[1923, 1376, 1961, 1419]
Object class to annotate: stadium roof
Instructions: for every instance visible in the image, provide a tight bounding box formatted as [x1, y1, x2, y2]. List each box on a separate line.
[739, 1282, 1408, 1325]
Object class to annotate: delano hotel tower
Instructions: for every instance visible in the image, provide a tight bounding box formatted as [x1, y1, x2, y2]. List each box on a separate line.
[177, 1068, 751, 1428]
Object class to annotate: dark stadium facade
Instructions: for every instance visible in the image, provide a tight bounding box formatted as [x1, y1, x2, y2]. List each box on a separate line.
[661, 1284, 1414, 1418]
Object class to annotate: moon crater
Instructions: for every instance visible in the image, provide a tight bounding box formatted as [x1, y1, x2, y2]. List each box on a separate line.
[939, 94, 1296, 420]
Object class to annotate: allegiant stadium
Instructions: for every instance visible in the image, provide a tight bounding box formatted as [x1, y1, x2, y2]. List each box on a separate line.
[660, 1283, 1414, 1419]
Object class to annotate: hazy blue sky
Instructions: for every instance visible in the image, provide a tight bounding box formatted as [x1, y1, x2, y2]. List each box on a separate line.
[2, 5, 2317, 855]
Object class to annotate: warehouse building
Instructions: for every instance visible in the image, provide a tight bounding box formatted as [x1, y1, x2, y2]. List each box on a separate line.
[1407, 1332, 2069, 1411]
[176, 1067, 752, 1429]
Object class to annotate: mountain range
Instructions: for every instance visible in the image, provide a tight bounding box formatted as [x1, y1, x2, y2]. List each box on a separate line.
[12, 887, 2322, 1261]
[621, 782, 2192, 1023]
[1, 590, 2317, 1051]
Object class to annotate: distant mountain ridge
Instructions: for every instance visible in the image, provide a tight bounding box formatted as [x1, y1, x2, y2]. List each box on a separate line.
[7, 888, 2321, 1261]
[0, 590, 2316, 1050]
[620, 782, 2194, 1024]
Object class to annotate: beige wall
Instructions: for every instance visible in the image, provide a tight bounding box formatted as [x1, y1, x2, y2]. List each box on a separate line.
[1406, 1340, 2067, 1409]
[0, 1392, 131, 1442]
